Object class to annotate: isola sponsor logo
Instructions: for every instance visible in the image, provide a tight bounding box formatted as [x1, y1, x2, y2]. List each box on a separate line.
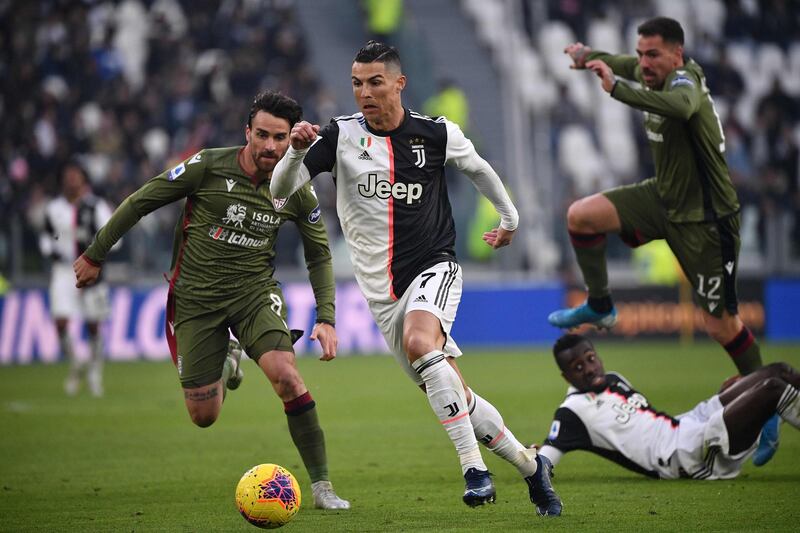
[208, 226, 267, 248]
[358, 173, 422, 205]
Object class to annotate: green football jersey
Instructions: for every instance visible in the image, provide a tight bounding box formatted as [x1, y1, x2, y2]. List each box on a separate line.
[587, 51, 740, 223]
[84, 147, 335, 323]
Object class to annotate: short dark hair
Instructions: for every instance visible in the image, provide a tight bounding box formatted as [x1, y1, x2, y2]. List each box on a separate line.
[637, 17, 684, 45]
[552, 334, 591, 369]
[354, 40, 402, 71]
[248, 90, 302, 128]
[60, 158, 89, 183]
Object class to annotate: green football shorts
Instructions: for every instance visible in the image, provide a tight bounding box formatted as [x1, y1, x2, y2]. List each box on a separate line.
[604, 178, 741, 318]
[166, 284, 294, 388]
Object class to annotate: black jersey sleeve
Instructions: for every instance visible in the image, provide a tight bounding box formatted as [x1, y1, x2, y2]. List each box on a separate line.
[543, 406, 592, 452]
[303, 121, 339, 178]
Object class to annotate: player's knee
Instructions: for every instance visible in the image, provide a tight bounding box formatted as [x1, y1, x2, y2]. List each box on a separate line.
[566, 201, 589, 232]
[759, 362, 791, 380]
[756, 376, 786, 397]
[188, 409, 219, 428]
[405, 333, 435, 360]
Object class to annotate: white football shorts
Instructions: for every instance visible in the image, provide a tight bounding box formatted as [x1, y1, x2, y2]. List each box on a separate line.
[368, 261, 463, 385]
[672, 395, 757, 480]
[49, 263, 110, 322]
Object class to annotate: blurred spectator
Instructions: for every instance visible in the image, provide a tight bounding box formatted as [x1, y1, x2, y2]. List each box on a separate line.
[362, 0, 404, 45]
[0, 0, 333, 280]
[423, 78, 470, 132]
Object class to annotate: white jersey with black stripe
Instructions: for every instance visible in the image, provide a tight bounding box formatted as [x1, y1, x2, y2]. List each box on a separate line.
[40, 194, 114, 265]
[271, 108, 518, 303]
[540, 373, 683, 478]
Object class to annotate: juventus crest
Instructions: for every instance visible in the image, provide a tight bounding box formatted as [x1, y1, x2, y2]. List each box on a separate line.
[411, 143, 426, 168]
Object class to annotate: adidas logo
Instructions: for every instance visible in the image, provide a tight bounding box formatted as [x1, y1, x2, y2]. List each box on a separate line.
[414, 295, 427, 303]
[358, 150, 372, 160]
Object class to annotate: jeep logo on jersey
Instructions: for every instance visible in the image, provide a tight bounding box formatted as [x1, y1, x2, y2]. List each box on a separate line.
[222, 203, 246, 228]
[358, 173, 422, 205]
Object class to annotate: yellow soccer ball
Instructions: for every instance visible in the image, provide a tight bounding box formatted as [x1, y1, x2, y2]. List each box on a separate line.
[235, 464, 302, 529]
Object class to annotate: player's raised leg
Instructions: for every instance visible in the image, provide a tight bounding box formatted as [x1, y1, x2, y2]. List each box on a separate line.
[548, 193, 620, 330]
[405, 310, 494, 507]
[256, 335, 349, 510]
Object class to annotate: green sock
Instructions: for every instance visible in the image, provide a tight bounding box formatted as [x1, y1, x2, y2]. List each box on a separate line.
[284, 393, 328, 483]
[723, 327, 762, 375]
[569, 231, 609, 298]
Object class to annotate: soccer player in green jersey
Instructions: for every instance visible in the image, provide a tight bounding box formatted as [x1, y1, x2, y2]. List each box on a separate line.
[73, 91, 349, 509]
[550, 17, 780, 468]
[550, 17, 762, 377]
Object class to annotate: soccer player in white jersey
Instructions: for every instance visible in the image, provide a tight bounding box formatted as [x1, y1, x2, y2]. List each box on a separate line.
[40, 161, 115, 397]
[270, 40, 562, 515]
[540, 334, 800, 479]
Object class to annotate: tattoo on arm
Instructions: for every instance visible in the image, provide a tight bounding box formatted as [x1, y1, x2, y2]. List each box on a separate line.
[184, 387, 220, 401]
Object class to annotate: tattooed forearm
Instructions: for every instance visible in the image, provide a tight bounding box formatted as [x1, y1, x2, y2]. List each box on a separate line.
[184, 387, 219, 401]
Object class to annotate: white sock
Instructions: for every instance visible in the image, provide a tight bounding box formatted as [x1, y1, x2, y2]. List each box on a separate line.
[468, 390, 537, 477]
[88, 333, 104, 395]
[59, 330, 80, 375]
[412, 351, 485, 474]
[777, 384, 800, 429]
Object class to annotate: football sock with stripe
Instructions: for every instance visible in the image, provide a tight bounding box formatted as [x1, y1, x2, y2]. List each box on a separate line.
[285, 392, 329, 483]
[723, 326, 762, 375]
[468, 390, 537, 477]
[776, 384, 800, 429]
[569, 231, 610, 300]
[412, 351, 486, 474]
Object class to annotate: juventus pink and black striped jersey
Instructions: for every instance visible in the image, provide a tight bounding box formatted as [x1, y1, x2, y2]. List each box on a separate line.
[271, 109, 518, 303]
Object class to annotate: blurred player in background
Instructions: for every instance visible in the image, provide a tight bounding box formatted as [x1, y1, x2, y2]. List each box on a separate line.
[40, 161, 114, 397]
[551, 15, 779, 465]
[73, 91, 349, 510]
[540, 334, 800, 480]
[270, 41, 562, 515]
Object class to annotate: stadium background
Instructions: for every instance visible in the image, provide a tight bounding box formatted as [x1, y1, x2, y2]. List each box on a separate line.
[1, 0, 799, 364]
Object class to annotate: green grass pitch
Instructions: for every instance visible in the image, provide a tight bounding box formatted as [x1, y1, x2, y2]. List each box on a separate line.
[2, 341, 799, 532]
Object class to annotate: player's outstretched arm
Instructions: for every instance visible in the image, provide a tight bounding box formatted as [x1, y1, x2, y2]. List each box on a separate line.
[271, 121, 319, 199]
[564, 42, 592, 69]
[74, 255, 101, 288]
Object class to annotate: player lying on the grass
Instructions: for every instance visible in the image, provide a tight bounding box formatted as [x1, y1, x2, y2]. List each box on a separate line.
[271, 40, 561, 515]
[538, 334, 799, 479]
[73, 91, 349, 509]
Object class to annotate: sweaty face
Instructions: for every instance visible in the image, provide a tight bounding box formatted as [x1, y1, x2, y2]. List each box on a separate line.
[558, 340, 607, 392]
[351, 61, 405, 128]
[636, 34, 683, 89]
[245, 111, 291, 174]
